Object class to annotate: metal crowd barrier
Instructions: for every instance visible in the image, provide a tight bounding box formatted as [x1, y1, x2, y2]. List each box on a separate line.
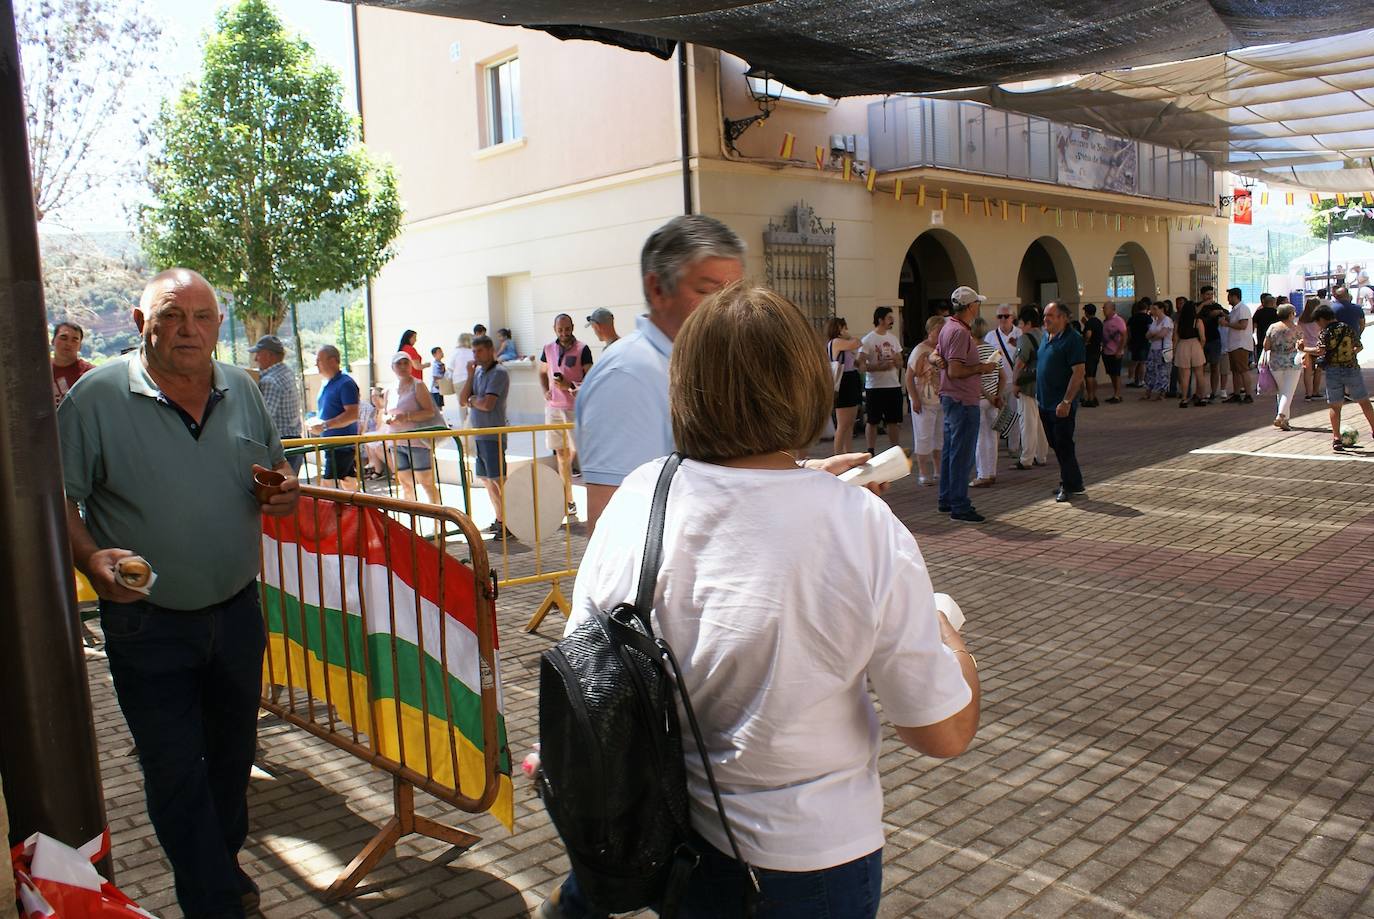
[257, 485, 511, 898]
[282, 423, 577, 634]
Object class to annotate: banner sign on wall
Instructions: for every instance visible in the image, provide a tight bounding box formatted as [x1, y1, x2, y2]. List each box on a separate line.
[1053, 125, 1137, 195]
[1232, 187, 1253, 224]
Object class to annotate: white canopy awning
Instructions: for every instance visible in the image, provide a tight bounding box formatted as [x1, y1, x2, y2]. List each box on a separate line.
[1288, 237, 1374, 273]
[934, 29, 1374, 193]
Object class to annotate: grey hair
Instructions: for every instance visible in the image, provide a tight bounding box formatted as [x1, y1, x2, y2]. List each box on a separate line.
[1276, 303, 1295, 321]
[318, 344, 341, 361]
[640, 215, 745, 301]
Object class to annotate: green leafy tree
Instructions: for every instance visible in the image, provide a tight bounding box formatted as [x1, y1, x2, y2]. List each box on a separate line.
[140, 0, 402, 346]
[1306, 201, 1374, 242]
[341, 300, 367, 364]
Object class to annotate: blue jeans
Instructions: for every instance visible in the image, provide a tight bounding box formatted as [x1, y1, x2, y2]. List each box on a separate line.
[1039, 404, 1084, 493]
[554, 835, 883, 919]
[938, 397, 980, 513]
[101, 584, 266, 919]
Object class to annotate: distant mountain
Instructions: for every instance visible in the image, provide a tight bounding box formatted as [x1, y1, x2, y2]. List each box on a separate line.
[38, 230, 363, 367]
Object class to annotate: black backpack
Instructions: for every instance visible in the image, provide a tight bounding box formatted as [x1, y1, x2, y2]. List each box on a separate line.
[538, 454, 757, 917]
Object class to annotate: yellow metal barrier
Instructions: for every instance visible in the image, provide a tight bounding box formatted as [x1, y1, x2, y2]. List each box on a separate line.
[282, 424, 576, 633]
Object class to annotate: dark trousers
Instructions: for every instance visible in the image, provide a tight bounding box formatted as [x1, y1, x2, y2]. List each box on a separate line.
[101, 584, 265, 919]
[938, 397, 980, 514]
[1039, 404, 1084, 493]
[556, 833, 882, 918]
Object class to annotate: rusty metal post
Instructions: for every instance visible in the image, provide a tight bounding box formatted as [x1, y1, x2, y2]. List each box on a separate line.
[0, 0, 109, 867]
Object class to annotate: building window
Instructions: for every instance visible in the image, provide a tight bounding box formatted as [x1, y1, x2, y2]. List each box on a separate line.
[485, 57, 522, 146]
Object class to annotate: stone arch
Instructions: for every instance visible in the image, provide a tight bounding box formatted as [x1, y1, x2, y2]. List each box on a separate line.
[1017, 235, 1080, 308]
[896, 229, 978, 349]
[1107, 241, 1157, 303]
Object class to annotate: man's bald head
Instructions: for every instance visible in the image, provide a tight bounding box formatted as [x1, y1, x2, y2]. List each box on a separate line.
[135, 267, 223, 379]
[139, 268, 217, 313]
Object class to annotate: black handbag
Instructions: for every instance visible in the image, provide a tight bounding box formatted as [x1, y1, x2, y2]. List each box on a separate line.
[538, 454, 757, 917]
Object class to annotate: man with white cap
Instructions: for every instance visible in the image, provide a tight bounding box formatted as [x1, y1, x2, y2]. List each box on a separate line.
[585, 308, 620, 349]
[248, 334, 302, 472]
[938, 287, 999, 523]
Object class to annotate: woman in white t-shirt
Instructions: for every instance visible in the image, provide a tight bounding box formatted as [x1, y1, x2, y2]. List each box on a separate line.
[547, 284, 980, 919]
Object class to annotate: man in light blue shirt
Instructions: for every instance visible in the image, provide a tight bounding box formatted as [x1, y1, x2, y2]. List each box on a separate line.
[575, 215, 746, 531]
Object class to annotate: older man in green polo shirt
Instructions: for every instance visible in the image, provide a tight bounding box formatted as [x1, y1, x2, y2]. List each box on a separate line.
[58, 268, 298, 918]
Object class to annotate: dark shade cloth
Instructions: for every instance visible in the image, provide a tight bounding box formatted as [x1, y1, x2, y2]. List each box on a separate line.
[358, 2, 1372, 97]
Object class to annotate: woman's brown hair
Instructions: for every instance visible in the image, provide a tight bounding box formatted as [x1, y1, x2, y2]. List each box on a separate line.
[671, 282, 831, 461]
[824, 316, 847, 340]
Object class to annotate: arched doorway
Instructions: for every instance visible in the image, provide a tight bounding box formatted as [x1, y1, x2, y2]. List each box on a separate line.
[1107, 242, 1156, 303]
[1017, 236, 1079, 309]
[897, 229, 977, 350]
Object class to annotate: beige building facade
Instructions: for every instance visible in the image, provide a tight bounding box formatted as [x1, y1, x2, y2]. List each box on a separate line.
[356, 8, 1228, 369]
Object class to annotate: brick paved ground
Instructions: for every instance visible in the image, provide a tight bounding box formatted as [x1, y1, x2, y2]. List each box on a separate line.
[89, 371, 1374, 918]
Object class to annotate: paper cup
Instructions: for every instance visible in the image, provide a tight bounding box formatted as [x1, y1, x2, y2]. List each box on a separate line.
[253, 468, 286, 505]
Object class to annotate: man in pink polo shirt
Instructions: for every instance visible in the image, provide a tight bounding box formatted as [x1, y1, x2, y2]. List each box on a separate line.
[540, 313, 593, 520]
[938, 287, 999, 523]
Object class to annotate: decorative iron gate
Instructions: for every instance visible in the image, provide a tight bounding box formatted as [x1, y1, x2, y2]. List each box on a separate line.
[764, 201, 836, 331]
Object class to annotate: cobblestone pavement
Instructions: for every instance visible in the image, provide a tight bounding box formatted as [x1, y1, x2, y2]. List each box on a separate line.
[90, 373, 1374, 918]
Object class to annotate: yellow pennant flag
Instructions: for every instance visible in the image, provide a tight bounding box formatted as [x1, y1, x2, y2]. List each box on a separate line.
[1144, 216, 1150, 232]
[1055, 207, 1062, 227]
[1336, 193, 1348, 205]
[1020, 203, 1027, 223]
[894, 179, 903, 202]
[918, 184, 927, 206]
[962, 192, 970, 215]
[1310, 192, 1321, 205]
[1260, 192, 1269, 205]
[1364, 191, 1374, 205]
[1001, 200, 1009, 221]
[815, 146, 825, 170]
[1040, 205, 1050, 214]
[1157, 216, 1163, 232]
[1089, 212, 1095, 229]
[865, 168, 876, 192]
[940, 189, 948, 210]
[779, 133, 795, 159]
[842, 157, 852, 181]
[1115, 214, 1122, 231]
[983, 197, 992, 217]
[1285, 192, 1295, 205]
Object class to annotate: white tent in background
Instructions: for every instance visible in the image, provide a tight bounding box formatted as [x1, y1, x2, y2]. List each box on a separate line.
[1288, 237, 1374, 274]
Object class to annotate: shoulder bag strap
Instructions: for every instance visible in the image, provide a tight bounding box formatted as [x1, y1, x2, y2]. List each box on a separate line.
[632, 452, 683, 634]
[995, 329, 1015, 367]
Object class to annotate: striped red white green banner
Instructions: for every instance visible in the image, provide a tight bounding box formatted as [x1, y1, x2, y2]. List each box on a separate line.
[260, 499, 513, 829]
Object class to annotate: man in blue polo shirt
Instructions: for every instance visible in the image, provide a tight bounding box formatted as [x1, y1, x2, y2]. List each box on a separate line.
[575, 215, 746, 532]
[59, 268, 299, 917]
[1037, 301, 1087, 502]
[308, 345, 360, 484]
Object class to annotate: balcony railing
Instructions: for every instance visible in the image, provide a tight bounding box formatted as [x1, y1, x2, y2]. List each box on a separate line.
[867, 97, 1212, 206]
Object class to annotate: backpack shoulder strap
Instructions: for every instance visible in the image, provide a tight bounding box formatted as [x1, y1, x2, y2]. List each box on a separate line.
[632, 453, 683, 634]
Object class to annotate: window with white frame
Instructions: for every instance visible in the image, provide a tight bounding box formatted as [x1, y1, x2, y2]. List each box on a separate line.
[485, 57, 522, 146]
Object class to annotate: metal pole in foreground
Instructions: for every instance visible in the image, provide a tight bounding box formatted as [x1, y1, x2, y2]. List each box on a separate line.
[0, 0, 110, 871]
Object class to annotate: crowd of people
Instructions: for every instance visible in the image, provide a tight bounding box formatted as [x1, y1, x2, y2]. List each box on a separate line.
[44, 209, 1374, 919]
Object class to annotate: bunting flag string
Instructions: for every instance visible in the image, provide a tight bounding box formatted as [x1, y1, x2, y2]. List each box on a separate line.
[865, 168, 876, 192]
[814, 145, 825, 170]
[842, 157, 852, 182]
[940, 189, 948, 210]
[918, 184, 927, 206]
[962, 191, 970, 215]
[894, 178, 903, 202]
[779, 133, 795, 159]
[983, 197, 992, 218]
[1020, 203, 1027, 223]
[1001, 200, 1009, 221]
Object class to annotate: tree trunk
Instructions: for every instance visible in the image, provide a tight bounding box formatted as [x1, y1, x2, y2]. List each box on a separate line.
[241, 312, 276, 344]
